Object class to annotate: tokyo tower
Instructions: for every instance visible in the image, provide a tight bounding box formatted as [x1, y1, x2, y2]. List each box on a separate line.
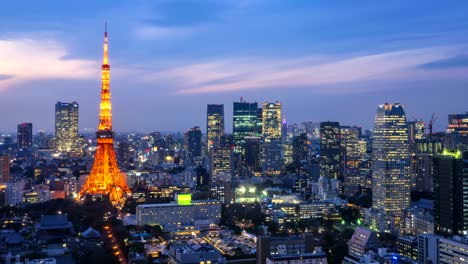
[78, 25, 131, 204]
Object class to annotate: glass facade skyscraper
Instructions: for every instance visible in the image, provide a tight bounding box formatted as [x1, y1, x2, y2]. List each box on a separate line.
[319, 121, 341, 179]
[262, 101, 282, 175]
[371, 103, 410, 218]
[206, 104, 224, 151]
[233, 100, 258, 154]
[55, 102, 80, 154]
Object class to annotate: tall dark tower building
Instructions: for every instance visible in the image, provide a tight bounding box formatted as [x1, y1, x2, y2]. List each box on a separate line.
[292, 133, 308, 167]
[319, 121, 341, 179]
[233, 100, 258, 154]
[433, 150, 468, 237]
[245, 136, 261, 174]
[207, 104, 224, 151]
[371, 103, 410, 219]
[185, 126, 202, 165]
[17, 123, 32, 149]
[55, 101, 80, 154]
[0, 155, 10, 183]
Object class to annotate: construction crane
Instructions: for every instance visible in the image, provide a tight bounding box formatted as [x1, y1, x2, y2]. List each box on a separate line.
[428, 112, 437, 137]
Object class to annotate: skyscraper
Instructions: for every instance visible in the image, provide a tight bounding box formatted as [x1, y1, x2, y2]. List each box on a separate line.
[292, 133, 308, 167]
[433, 150, 468, 237]
[0, 155, 10, 183]
[78, 26, 131, 204]
[17, 123, 32, 149]
[207, 104, 224, 151]
[446, 112, 468, 151]
[185, 126, 202, 165]
[319, 121, 341, 179]
[245, 136, 261, 174]
[262, 101, 282, 175]
[372, 103, 410, 219]
[407, 121, 425, 143]
[211, 135, 233, 183]
[233, 100, 258, 153]
[55, 101, 80, 154]
[340, 126, 361, 196]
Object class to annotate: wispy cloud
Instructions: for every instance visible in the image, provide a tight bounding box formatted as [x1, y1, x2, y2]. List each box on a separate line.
[0, 36, 97, 90]
[134, 25, 198, 40]
[134, 46, 468, 95]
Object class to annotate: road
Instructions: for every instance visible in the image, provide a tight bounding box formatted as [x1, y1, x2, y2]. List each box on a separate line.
[103, 225, 127, 264]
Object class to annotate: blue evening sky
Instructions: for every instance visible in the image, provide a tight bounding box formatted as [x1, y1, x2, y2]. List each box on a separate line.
[0, 0, 467, 133]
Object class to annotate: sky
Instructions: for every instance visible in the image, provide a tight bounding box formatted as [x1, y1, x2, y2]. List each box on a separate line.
[0, 0, 467, 133]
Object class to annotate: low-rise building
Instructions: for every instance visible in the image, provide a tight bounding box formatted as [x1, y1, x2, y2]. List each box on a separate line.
[136, 194, 221, 230]
[266, 252, 327, 264]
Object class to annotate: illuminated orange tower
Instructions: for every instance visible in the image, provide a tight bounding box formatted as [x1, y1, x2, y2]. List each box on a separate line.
[78, 25, 131, 204]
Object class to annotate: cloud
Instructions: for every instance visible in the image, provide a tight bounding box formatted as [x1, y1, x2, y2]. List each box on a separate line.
[134, 46, 467, 95]
[134, 25, 198, 40]
[419, 55, 468, 69]
[0, 36, 97, 90]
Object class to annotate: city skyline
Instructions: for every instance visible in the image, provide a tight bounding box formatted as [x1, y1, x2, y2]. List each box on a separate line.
[1, 1, 468, 133]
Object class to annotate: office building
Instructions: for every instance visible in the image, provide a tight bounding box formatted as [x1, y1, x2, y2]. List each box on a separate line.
[341, 126, 362, 196]
[347, 227, 381, 259]
[292, 133, 308, 167]
[396, 236, 418, 261]
[185, 126, 202, 165]
[446, 112, 468, 151]
[0, 155, 10, 183]
[55, 102, 80, 154]
[372, 103, 410, 218]
[136, 195, 221, 228]
[245, 136, 261, 174]
[417, 234, 441, 264]
[266, 252, 327, 264]
[257, 234, 317, 264]
[438, 237, 468, 264]
[5, 181, 25, 206]
[211, 135, 233, 183]
[319, 122, 341, 179]
[207, 104, 224, 151]
[262, 102, 282, 175]
[447, 112, 468, 134]
[408, 121, 425, 143]
[433, 151, 468, 236]
[17, 123, 32, 149]
[233, 100, 258, 154]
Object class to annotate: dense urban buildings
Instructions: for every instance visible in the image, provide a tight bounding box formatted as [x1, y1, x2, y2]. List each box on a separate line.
[2, 6, 468, 264]
[55, 101, 80, 155]
[371, 103, 410, 220]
